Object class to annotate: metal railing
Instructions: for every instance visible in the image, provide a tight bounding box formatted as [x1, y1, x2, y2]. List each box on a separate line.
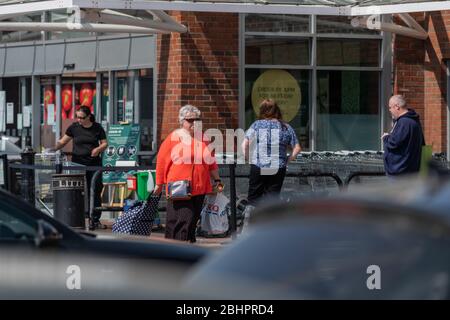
[2, 150, 394, 234]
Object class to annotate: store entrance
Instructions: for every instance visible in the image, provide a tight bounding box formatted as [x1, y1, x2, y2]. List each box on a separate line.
[61, 75, 96, 153]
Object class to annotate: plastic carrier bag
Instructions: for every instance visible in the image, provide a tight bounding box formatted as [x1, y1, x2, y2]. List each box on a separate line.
[198, 193, 230, 237]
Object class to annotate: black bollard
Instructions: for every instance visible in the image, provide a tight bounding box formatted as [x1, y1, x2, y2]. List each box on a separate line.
[20, 147, 36, 206]
[0, 154, 8, 190]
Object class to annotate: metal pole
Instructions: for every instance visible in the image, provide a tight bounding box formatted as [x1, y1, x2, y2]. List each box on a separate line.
[55, 152, 62, 174]
[20, 147, 36, 206]
[446, 60, 450, 163]
[229, 160, 237, 233]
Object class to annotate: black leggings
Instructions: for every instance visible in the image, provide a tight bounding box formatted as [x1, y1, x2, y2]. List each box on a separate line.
[247, 165, 286, 206]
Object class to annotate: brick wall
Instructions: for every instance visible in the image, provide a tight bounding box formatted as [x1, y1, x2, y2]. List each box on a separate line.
[394, 12, 448, 153]
[157, 11, 239, 145]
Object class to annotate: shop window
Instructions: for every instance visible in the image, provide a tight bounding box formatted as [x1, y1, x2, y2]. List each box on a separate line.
[114, 69, 154, 152]
[245, 14, 310, 33]
[317, 16, 380, 35]
[316, 70, 380, 151]
[139, 69, 154, 152]
[101, 73, 109, 123]
[245, 69, 310, 150]
[317, 39, 380, 67]
[245, 36, 310, 66]
[40, 79, 56, 149]
[0, 77, 32, 149]
[116, 71, 135, 123]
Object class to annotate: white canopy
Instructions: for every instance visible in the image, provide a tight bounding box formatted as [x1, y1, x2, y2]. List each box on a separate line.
[0, 0, 448, 38]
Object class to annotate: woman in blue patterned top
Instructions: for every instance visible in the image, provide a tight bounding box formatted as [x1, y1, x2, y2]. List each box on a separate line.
[242, 99, 301, 206]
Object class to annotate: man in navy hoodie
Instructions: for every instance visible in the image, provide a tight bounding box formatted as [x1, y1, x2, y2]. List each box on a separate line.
[382, 95, 425, 176]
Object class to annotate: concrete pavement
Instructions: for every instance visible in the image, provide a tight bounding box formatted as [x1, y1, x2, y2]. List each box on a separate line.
[91, 219, 234, 248]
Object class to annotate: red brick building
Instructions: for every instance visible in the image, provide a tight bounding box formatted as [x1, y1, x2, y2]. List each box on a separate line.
[394, 11, 449, 153]
[0, 1, 449, 158]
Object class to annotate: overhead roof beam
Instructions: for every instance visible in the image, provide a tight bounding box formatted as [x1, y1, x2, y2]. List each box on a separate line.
[2, 0, 450, 18]
[70, 0, 450, 16]
[72, 0, 350, 15]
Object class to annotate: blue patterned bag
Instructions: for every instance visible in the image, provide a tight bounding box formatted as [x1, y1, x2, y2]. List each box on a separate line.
[112, 194, 161, 236]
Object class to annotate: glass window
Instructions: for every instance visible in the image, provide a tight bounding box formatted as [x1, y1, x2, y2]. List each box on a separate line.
[40, 78, 56, 149]
[0, 13, 42, 43]
[3, 78, 20, 137]
[49, 9, 96, 39]
[316, 70, 380, 151]
[245, 14, 310, 33]
[317, 39, 380, 67]
[245, 69, 310, 150]
[101, 73, 109, 123]
[139, 69, 154, 152]
[116, 71, 135, 123]
[246, 36, 310, 65]
[317, 15, 380, 35]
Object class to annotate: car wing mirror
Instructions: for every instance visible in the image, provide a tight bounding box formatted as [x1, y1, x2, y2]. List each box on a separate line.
[35, 219, 63, 248]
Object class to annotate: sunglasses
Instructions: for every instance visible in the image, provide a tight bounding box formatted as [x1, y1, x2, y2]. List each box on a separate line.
[184, 118, 201, 123]
[76, 115, 87, 120]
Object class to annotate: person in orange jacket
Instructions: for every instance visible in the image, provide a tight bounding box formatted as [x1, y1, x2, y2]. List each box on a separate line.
[154, 105, 223, 243]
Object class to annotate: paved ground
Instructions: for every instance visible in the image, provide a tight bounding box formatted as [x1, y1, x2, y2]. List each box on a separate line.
[92, 219, 234, 248]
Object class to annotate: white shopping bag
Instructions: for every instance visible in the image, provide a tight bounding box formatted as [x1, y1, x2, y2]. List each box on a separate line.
[200, 193, 230, 235]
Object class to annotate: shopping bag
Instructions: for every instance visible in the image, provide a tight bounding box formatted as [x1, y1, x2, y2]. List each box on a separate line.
[112, 194, 161, 236]
[199, 193, 230, 237]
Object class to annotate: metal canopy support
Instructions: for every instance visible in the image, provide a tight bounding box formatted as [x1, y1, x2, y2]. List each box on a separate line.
[0, 0, 187, 34]
[0, 22, 172, 34]
[351, 13, 428, 40]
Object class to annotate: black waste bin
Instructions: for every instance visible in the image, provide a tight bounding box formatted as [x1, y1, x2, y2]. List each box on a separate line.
[52, 174, 85, 229]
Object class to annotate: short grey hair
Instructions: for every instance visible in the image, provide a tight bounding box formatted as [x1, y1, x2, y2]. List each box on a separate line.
[390, 95, 407, 109]
[178, 104, 201, 125]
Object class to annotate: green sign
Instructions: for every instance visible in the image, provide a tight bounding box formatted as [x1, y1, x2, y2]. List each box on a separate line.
[103, 124, 140, 183]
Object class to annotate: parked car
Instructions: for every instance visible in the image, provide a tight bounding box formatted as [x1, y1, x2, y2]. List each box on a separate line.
[0, 248, 198, 299]
[3, 177, 450, 299]
[0, 188, 208, 265]
[183, 179, 450, 299]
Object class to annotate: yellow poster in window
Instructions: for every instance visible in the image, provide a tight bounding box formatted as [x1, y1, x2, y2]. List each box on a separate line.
[251, 69, 301, 122]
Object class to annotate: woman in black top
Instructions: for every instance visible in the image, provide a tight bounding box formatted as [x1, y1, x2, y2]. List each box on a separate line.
[54, 106, 108, 230]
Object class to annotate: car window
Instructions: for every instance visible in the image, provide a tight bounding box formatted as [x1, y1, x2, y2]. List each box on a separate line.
[0, 205, 38, 241]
